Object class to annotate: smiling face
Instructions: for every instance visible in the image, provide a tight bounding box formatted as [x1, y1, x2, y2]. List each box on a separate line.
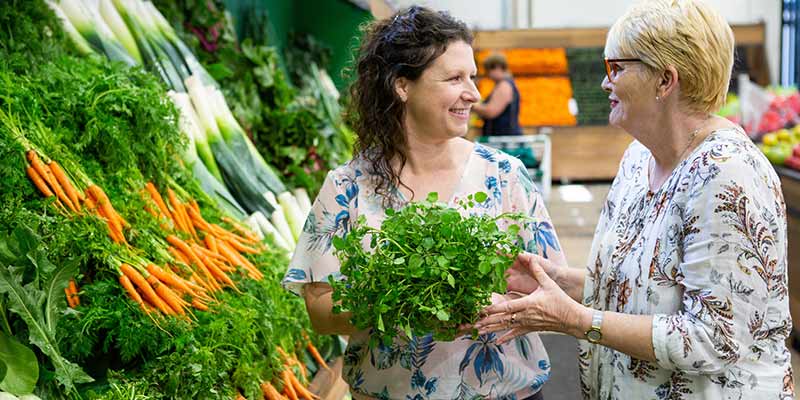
[399, 40, 480, 140]
[601, 58, 658, 132]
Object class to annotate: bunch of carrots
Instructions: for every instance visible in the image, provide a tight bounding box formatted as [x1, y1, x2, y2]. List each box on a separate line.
[233, 336, 331, 400]
[25, 148, 267, 318]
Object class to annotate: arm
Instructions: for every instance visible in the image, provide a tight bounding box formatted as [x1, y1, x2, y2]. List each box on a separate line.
[303, 282, 359, 336]
[472, 80, 512, 119]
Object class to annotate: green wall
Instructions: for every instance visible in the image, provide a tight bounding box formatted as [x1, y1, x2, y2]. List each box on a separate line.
[253, 0, 371, 90]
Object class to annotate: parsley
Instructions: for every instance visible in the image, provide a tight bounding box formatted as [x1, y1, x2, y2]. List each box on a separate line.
[330, 192, 523, 346]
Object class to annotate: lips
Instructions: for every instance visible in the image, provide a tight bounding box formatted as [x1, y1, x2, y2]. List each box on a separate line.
[609, 98, 619, 108]
[449, 107, 470, 119]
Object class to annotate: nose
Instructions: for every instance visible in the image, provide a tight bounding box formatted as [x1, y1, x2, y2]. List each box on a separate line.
[601, 75, 612, 93]
[464, 79, 480, 103]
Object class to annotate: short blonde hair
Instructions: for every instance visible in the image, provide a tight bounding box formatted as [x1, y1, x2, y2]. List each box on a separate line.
[605, 0, 734, 114]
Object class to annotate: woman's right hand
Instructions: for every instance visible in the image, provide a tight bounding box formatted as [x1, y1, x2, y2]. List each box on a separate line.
[506, 252, 561, 295]
[303, 282, 360, 336]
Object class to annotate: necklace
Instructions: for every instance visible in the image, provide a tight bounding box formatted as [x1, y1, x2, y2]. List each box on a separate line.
[648, 117, 711, 193]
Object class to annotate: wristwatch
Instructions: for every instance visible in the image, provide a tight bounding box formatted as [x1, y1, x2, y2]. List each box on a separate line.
[584, 310, 604, 344]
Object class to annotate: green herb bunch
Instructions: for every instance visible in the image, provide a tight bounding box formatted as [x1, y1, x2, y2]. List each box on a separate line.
[330, 192, 524, 346]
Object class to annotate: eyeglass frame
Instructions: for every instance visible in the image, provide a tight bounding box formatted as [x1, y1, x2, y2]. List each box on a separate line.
[604, 57, 644, 83]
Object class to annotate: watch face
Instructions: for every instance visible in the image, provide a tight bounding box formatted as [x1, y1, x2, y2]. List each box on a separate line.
[586, 330, 602, 342]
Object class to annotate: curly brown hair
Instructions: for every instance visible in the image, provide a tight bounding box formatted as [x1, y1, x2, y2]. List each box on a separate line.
[345, 6, 472, 206]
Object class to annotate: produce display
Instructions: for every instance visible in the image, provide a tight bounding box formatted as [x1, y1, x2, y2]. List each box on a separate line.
[474, 47, 577, 128]
[0, 1, 339, 398]
[330, 193, 523, 346]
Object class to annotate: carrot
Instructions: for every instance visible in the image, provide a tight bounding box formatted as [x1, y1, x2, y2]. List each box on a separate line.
[64, 287, 75, 308]
[186, 206, 213, 232]
[189, 199, 201, 215]
[95, 205, 126, 244]
[261, 382, 283, 400]
[218, 241, 263, 280]
[27, 151, 74, 210]
[201, 255, 240, 291]
[119, 274, 149, 313]
[166, 189, 189, 233]
[82, 190, 96, 210]
[286, 369, 318, 400]
[68, 279, 80, 306]
[166, 235, 219, 287]
[224, 238, 260, 254]
[26, 166, 54, 198]
[281, 370, 299, 400]
[146, 264, 197, 297]
[222, 216, 261, 243]
[235, 392, 246, 400]
[191, 298, 209, 311]
[120, 263, 173, 315]
[168, 246, 190, 265]
[204, 235, 218, 254]
[305, 336, 330, 371]
[144, 182, 172, 222]
[49, 161, 81, 212]
[145, 273, 187, 315]
[193, 244, 229, 264]
[88, 186, 124, 234]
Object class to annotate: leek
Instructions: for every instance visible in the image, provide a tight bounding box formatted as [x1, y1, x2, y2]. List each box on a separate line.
[58, 0, 136, 65]
[98, 0, 141, 63]
[293, 188, 312, 216]
[46, 1, 95, 56]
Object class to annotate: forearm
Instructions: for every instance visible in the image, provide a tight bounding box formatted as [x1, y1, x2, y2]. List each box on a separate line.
[569, 305, 656, 363]
[554, 267, 586, 303]
[304, 283, 359, 336]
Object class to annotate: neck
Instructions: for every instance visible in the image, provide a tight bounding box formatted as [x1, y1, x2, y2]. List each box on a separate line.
[640, 111, 711, 171]
[396, 130, 466, 176]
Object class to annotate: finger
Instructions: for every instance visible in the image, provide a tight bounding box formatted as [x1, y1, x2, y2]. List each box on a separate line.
[481, 295, 530, 316]
[528, 259, 554, 286]
[477, 322, 511, 336]
[497, 327, 534, 345]
[474, 312, 511, 328]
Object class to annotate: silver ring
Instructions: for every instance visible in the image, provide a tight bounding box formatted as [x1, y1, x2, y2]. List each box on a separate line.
[510, 313, 517, 325]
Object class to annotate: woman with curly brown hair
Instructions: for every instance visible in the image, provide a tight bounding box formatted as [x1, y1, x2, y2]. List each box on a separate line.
[282, 6, 566, 400]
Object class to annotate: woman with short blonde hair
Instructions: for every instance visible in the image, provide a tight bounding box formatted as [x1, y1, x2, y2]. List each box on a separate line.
[475, 0, 794, 398]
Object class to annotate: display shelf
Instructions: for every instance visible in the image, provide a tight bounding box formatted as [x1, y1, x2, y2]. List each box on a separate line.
[775, 167, 800, 337]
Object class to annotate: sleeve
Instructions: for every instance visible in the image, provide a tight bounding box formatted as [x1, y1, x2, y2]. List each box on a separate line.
[282, 170, 356, 296]
[651, 156, 785, 374]
[507, 158, 568, 267]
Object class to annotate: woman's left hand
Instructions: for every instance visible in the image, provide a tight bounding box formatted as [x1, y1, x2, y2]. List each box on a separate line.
[473, 256, 588, 345]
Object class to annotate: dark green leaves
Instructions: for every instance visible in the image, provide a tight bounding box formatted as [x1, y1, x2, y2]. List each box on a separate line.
[331, 192, 525, 346]
[0, 331, 39, 395]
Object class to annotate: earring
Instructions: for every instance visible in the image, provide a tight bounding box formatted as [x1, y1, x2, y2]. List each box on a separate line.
[656, 96, 660, 101]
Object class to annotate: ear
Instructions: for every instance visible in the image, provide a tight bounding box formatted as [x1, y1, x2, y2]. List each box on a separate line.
[395, 77, 410, 102]
[656, 65, 679, 100]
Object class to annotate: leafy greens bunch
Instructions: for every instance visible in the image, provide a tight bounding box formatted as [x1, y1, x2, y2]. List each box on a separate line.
[330, 192, 524, 346]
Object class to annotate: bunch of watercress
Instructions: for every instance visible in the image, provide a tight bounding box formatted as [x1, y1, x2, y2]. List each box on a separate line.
[330, 192, 524, 346]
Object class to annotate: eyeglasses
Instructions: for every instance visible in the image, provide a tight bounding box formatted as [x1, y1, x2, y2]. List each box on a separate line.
[604, 57, 643, 83]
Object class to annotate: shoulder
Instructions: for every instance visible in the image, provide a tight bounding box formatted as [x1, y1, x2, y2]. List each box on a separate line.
[683, 127, 781, 198]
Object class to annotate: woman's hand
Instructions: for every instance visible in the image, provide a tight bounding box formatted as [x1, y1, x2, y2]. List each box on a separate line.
[506, 252, 561, 295]
[474, 256, 589, 345]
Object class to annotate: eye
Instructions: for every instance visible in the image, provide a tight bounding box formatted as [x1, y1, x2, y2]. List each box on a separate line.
[611, 63, 623, 74]
[449, 76, 461, 82]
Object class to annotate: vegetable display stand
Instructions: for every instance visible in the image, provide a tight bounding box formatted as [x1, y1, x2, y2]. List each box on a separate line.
[472, 23, 768, 181]
[308, 357, 349, 400]
[775, 166, 800, 342]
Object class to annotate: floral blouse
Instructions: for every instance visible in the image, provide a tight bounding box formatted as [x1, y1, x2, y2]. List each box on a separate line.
[283, 143, 567, 400]
[579, 128, 794, 399]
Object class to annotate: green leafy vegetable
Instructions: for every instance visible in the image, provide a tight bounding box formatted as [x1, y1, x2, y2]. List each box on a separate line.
[330, 192, 524, 346]
[0, 331, 39, 395]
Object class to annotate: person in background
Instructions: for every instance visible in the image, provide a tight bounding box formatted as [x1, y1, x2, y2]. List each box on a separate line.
[472, 53, 522, 136]
[473, 0, 794, 398]
[282, 5, 566, 400]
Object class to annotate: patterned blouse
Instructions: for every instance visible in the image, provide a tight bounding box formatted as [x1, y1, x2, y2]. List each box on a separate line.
[579, 128, 794, 399]
[283, 143, 567, 400]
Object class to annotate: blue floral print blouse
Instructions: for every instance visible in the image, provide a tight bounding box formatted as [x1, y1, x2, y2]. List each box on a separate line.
[283, 143, 567, 399]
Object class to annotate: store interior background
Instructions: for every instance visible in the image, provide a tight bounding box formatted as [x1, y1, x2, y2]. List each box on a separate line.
[249, 1, 794, 398]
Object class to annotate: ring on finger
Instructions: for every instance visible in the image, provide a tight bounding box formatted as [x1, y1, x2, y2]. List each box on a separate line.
[510, 313, 517, 325]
